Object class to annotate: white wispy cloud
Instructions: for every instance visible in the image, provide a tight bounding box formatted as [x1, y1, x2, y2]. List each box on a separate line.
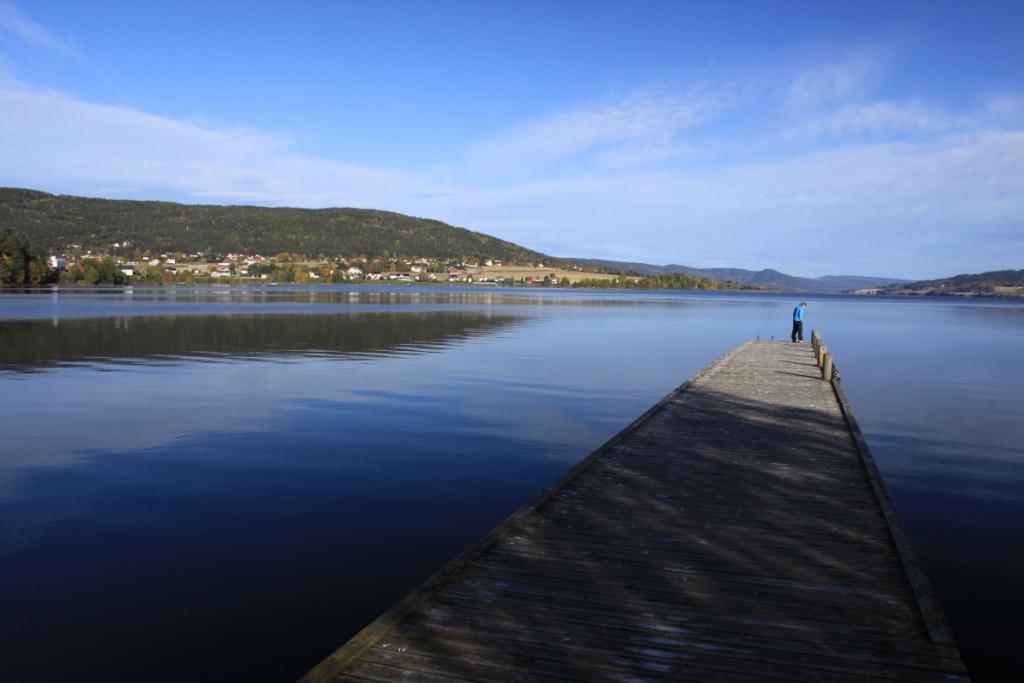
[0, 2, 80, 57]
[986, 94, 1024, 122]
[0, 78, 448, 209]
[785, 94, 1024, 145]
[796, 101, 953, 138]
[465, 85, 733, 176]
[784, 50, 882, 109]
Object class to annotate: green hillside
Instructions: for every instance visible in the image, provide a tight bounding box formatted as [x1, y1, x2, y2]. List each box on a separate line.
[0, 188, 555, 263]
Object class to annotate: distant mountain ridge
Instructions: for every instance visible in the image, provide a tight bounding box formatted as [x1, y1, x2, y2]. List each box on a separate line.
[571, 259, 908, 293]
[877, 269, 1024, 296]
[0, 187, 557, 264]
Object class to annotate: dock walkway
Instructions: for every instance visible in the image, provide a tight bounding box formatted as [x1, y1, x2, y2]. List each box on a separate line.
[302, 340, 968, 682]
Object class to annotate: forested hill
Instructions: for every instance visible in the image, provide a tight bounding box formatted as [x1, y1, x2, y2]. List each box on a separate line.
[879, 269, 1024, 296]
[0, 188, 555, 262]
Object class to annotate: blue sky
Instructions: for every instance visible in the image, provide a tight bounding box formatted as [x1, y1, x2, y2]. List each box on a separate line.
[1, 1, 1022, 278]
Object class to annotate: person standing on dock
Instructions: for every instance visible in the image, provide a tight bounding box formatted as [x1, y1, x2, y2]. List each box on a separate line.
[791, 302, 807, 342]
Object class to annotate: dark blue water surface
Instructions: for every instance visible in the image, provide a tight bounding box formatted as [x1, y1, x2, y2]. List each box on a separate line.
[1, 286, 1021, 681]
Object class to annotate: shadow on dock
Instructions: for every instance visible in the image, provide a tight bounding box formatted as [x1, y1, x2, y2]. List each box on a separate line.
[302, 341, 968, 682]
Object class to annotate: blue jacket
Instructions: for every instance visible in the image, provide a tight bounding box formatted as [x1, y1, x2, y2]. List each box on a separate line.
[793, 305, 804, 322]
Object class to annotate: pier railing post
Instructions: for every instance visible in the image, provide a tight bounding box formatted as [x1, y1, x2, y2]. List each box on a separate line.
[822, 352, 833, 381]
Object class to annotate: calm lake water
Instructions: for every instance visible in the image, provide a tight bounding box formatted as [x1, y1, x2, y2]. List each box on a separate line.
[1, 286, 1021, 681]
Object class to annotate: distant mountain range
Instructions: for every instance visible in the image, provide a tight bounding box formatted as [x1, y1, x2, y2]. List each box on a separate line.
[570, 259, 909, 293]
[875, 269, 1024, 297]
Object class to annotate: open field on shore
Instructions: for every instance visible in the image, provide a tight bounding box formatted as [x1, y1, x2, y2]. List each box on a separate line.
[476, 266, 619, 283]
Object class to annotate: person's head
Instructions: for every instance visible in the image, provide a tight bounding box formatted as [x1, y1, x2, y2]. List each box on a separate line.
[800, 302, 807, 308]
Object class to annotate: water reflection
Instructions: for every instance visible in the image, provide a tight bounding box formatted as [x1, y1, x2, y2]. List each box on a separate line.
[0, 312, 522, 372]
[0, 284, 809, 320]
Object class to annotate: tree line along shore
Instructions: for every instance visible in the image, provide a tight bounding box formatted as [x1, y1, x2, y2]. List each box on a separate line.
[0, 231, 760, 291]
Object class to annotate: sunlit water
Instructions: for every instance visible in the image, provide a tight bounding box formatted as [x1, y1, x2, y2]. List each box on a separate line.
[1, 286, 1021, 681]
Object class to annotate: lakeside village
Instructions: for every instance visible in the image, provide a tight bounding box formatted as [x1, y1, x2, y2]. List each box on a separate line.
[3, 231, 757, 291]
[0, 232, 751, 290]
[49, 242, 632, 287]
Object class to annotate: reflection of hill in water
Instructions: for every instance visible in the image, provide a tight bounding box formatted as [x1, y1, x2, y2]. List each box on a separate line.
[0, 312, 521, 371]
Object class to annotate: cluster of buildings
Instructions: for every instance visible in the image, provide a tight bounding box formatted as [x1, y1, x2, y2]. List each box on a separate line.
[49, 245, 272, 279]
[47, 245, 567, 285]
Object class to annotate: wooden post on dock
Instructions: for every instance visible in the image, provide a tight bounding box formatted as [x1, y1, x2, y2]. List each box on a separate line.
[817, 343, 827, 367]
[822, 352, 833, 381]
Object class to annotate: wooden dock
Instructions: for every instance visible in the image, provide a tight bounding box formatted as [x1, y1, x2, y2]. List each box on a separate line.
[301, 340, 969, 682]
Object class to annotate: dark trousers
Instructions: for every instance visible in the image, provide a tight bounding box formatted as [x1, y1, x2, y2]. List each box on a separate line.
[791, 320, 803, 342]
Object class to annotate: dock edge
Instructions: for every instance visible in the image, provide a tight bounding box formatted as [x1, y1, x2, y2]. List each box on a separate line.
[830, 372, 958, 646]
[297, 340, 755, 682]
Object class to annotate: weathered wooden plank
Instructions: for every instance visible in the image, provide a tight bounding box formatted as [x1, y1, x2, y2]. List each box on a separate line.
[427, 592, 967, 670]
[538, 505, 899, 547]
[394, 609, 968, 682]
[541, 510, 892, 545]
[486, 542, 911, 594]
[556, 480, 887, 514]
[514, 522, 909, 570]
[453, 569, 922, 634]
[299, 340, 968, 682]
[543, 495, 894, 533]
[343, 659, 486, 683]
[434, 585, 963, 660]
[385, 620, 963, 683]
[378, 625, 825, 683]
[360, 648, 592, 683]
[366, 637, 706, 683]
